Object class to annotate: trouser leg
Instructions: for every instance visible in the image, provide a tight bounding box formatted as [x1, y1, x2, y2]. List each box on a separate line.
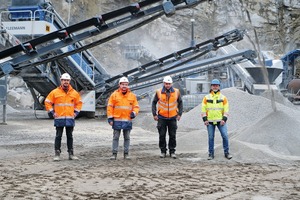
[157, 119, 167, 153]
[123, 129, 131, 154]
[66, 126, 74, 153]
[112, 129, 121, 154]
[55, 127, 64, 152]
[218, 124, 229, 154]
[207, 124, 215, 156]
[168, 119, 177, 154]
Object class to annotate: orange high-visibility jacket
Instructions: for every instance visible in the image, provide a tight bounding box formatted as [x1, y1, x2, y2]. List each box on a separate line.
[107, 88, 139, 130]
[45, 85, 82, 127]
[156, 87, 180, 118]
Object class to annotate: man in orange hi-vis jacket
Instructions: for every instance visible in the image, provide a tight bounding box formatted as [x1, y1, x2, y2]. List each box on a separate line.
[107, 77, 140, 160]
[152, 76, 183, 159]
[45, 73, 82, 161]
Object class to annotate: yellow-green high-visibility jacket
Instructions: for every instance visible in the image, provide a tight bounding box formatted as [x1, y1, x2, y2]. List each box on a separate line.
[201, 91, 229, 124]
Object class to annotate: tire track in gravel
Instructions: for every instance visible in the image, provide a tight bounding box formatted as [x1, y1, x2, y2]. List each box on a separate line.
[0, 143, 300, 199]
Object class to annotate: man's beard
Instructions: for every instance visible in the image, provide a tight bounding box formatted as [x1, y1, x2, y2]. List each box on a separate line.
[121, 87, 128, 93]
[63, 84, 69, 90]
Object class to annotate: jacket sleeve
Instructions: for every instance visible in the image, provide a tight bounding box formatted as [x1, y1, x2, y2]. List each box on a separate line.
[177, 92, 183, 116]
[223, 96, 229, 117]
[151, 91, 159, 116]
[74, 92, 83, 112]
[107, 92, 115, 119]
[44, 90, 54, 112]
[201, 96, 207, 118]
[132, 94, 140, 116]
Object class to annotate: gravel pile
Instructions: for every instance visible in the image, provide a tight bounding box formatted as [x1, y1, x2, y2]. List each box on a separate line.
[235, 110, 300, 156]
[179, 88, 300, 131]
[178, 87, 300, 159]
[0, 104, 20, 115]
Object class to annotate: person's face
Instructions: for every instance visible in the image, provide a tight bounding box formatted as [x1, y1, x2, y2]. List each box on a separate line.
[211, 84, 220, 91]
[119, 82, 129, 92]
[164, 82, 172, 90]
[61, 79, 70, 88]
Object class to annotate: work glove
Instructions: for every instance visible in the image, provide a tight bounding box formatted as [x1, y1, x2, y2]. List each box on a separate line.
[130, 112, 136, 119]
[108, 118, 114, 124]
[49, 111, 55, 118]
[74, 111, 79, 117]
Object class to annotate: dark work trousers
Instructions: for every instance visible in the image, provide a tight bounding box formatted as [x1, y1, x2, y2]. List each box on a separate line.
[157, 118, 177, 154]
[55, 126, 74, 153]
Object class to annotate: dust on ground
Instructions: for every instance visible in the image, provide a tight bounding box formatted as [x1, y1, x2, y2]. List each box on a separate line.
[1, 89, 300, 199]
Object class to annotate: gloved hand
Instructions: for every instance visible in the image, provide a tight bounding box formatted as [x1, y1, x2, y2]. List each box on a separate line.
[74, 111, 79, 117]
[49, 111, 55, 118]
[108, 118, 114, 124]
[130, 112, 136, 119]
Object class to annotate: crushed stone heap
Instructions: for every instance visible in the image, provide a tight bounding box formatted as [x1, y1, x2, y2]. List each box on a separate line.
[179, 87, 300, 159]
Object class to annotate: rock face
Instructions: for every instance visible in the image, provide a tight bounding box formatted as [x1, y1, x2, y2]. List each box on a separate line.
[0, 0, 299, 107]
[47, 0, 300, 75]
[1, 0, 299, 68]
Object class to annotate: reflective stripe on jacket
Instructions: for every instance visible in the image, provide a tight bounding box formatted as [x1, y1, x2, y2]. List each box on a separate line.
[156, 87, 180, 118]
[201, 91, 229, 124]
[45, 85, 82, 127]
[107, 88, 139, 130]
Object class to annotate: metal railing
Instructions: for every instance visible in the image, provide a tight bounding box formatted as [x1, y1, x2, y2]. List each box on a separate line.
[0, 9, 55, 24]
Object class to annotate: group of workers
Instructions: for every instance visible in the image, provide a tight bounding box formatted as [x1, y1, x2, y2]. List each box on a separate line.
[44, 73, 232, 161]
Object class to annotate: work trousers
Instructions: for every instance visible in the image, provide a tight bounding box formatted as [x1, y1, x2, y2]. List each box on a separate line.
[112, 129, 131, 154]
[157, 118, 177, 154]
[207, 123, 229, 156]
[55, 126, 74, 153]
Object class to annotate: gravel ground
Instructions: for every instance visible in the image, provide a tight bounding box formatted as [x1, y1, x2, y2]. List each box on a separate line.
[0, 89, 300, 199]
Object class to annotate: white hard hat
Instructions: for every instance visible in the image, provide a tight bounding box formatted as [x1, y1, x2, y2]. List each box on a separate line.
[163, 76, 173, 83]
[60, 73, 71, 80]
[119, 77, 129, 84]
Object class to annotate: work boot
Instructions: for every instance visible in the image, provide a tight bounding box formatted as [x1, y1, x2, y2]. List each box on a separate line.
[170, 153, 177, 159]
[207, 154, 214, 160]
[69, 151, 79, 160]
[53, 150, 60, 161]
[225, 153, 233, 160]
[160, 153, 166, 158]
[124, 153, 130, 160]
[110, 153, 117, 160]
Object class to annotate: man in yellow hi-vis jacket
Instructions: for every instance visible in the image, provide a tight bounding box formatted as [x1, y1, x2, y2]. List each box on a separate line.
[201, 79, 232, 160]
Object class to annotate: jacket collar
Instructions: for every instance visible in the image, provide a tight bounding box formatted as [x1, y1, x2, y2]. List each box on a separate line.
[118, 88, 131, 94]
[59, 84, 73, 92]
[161, 86, 175, 93]
[210, 89, 220, 96]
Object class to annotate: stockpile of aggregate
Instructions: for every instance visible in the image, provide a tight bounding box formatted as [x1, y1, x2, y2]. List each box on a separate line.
[235, 110, 300, 156]
[178, 87, 300, 160]
[179, 88, 300, 131]
[0, 104, 20, 115]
